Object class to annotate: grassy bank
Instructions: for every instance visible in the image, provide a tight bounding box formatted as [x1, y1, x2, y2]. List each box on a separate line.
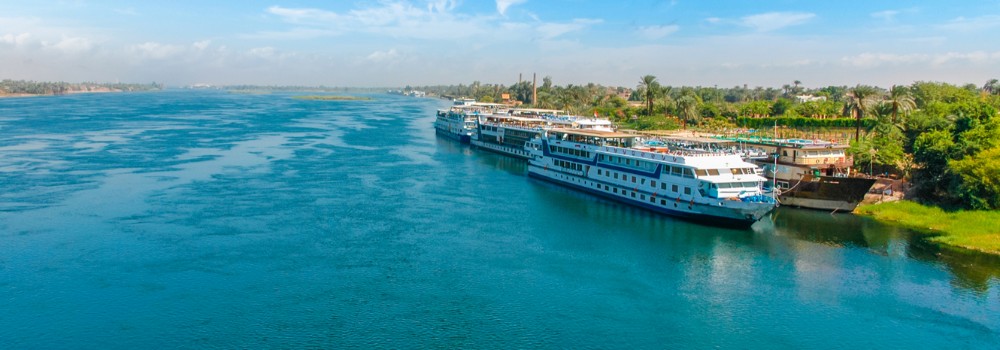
[292, 95, 372, 101]
[855, 201, 1000, 255]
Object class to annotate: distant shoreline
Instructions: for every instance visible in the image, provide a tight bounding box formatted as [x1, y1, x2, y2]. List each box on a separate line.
[0, 90, 123, 99]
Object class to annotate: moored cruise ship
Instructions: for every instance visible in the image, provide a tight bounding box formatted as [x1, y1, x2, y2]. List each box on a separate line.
[434, 99, 505, 144]
[525, 128, 777, 227]
[472, 108, 615, 159]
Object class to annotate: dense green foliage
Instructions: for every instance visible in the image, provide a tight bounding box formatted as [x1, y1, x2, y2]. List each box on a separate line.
[0, 79, 161, 95]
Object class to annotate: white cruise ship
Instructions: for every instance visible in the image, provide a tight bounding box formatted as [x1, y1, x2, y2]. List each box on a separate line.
[472, 108, 614, 159]
[434, 99, 505, 144]
[525, 128, 777, 226]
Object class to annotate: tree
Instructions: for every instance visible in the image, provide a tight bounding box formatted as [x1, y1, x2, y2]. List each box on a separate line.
[885, 85, 916, 129]
[639, 75, 660, 116]
[676, 95, 699, 127]
[983, 79, 1000, 95]
[949, 147, 1000, 210]
[845, 85, 881, 141]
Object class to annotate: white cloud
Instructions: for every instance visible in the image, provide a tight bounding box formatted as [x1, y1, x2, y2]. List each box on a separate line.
[841, 51, 1000, 68]
[48, 36, 94, 53]
[496, 0, 527, 16]
[637, 24, 679, 40]
[367, 48, 401, 62]
[1, 33, 32, 46]
[263, 3, 482, 40]
[937, 15, 1000, 32]
[247, 47, 279, 59]
[740, 12, 815, 32]
[537, 18, 602, 40]
[871, 10, 899, 21]
[192, 40, 211, 51]
[705, 17, 721, 24]
[114, 7, 138, 16]
[127, 42, 186, 60]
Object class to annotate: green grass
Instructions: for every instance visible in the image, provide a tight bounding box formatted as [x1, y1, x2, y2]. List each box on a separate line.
[292, 95, 372, 101]
[855, 201, 1000, 255]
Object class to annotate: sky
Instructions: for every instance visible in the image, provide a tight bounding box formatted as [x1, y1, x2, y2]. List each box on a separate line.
[2, 0, 999, 89]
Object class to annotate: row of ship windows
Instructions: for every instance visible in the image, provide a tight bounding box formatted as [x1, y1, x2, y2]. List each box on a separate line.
[549, 173, 697, 209]
[554, 159, 583, 171]
[598, 155, 657, 171]
[550, 146, 591, 158]
[596, 168, 692, 186]
[598, 154, 756, 178]
[595, 168, 693, 194]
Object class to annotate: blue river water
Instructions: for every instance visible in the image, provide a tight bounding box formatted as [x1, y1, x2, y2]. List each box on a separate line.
[1, 90, 998, 348]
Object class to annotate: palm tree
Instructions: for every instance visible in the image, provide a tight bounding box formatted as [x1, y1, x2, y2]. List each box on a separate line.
[639, 75, 660, 116]
[885, 85, 916, 128]
[845, 85, 880, 141]
[984, 78, 1000, 95]
[676, 95, 699, 128]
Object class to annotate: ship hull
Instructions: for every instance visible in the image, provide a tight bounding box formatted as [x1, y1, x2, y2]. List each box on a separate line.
[527, 166, 771, 228]
[471, 139, 531, 159]
[776, 175, 876, 212]
[435, 127, 471, 143]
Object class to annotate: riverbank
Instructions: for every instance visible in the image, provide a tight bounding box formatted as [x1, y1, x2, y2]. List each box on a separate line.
[855, 201, 1000, 255]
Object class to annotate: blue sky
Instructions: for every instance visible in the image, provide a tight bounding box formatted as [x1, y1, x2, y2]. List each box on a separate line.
[2, 1, 999, 89]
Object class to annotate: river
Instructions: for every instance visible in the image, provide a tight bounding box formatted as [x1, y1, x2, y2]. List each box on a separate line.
[1, 90, 997, 348]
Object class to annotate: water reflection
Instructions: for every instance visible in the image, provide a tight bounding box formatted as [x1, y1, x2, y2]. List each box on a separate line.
[771, 208, 1000, 294]
[470, 150, 999, 294]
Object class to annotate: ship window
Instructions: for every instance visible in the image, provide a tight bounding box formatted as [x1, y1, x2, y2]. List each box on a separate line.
[660, 199, 666, 205]
[672, 184, 678, 192]
[597, 169, 602, 176]
[684, 187, 691, 195]
[661, 183, 667, 190]
[625, 159, 631, 165]
[744, 182, 755, 188]
[630, 192, 636, 198]
[631, 176, 636, 183]
[707, 169, 720, 176]
[651, 180, 657, 188]
[636, 161, 642, 167]
[782, 150, 788, 156]
[641, 179, 646, 185]
[614, 173, 619, 179]
[613, 188, 618, 193]
[671, 167, 682, 176]
[731, 168, 741, 175]
[605, 185, 609, 190]
[683, 169, 694, 178]
[641, 194, 646, 200]
[695, 169, 708, 177]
